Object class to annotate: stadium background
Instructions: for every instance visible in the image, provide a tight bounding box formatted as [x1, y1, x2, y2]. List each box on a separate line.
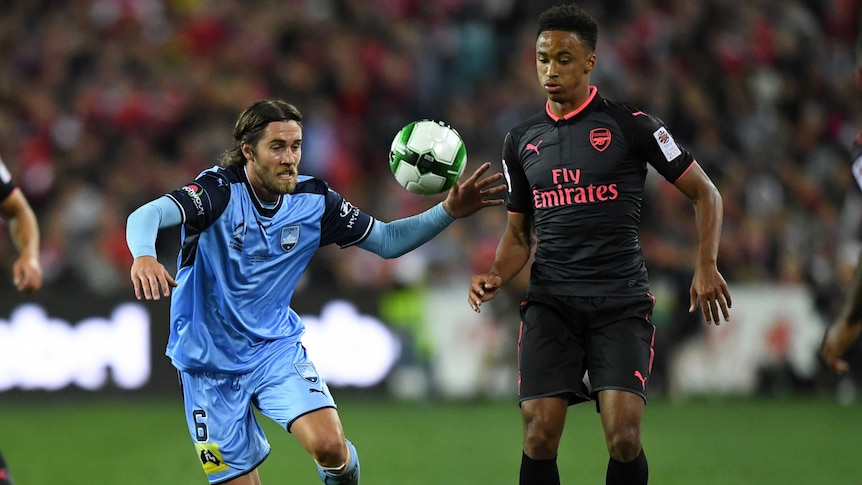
[0, 0, 861, 483]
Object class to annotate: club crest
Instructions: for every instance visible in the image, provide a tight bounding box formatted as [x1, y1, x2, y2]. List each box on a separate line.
[295, 363, 320, 383]
[590, 128, 611, 152]
[280, 225, 300, 253]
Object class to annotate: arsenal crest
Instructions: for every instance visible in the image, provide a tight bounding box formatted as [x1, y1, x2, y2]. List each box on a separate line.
[280, 225, 300, 252]
[590, 128, 611, 152]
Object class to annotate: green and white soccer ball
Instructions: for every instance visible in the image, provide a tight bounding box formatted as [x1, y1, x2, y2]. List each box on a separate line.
[388, 119, 468, 195]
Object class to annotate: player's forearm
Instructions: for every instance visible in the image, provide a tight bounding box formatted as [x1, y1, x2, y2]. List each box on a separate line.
[126, 196, 183, 258]
[8, 207, 40, 261]
[489, 229, 532, 286]
[692, 184, 723, 267]
[2, 191, 40, 260]
[359, 202, 454, 259]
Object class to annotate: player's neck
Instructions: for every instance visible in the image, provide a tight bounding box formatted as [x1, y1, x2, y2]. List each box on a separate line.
[547, 86, 595, 119]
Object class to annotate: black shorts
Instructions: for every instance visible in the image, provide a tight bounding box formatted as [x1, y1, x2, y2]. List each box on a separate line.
[518, 293, 656, 407]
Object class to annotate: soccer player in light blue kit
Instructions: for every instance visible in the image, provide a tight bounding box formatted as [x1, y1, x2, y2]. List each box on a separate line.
[126, 99, 505, 485]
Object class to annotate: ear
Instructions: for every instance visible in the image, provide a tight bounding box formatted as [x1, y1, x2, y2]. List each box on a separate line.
[585, 52, 597, 73]
[241, 142, 254, 162]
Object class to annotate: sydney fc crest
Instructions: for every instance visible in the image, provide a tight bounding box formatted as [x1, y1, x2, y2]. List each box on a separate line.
[280, 225, 300, 253]
[294, 363, 320, 383]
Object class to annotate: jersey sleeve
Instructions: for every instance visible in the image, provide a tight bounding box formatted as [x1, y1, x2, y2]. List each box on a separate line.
[319, 186, 374, 248]
[626, 110, 695, 183]
[0, 156, 17, 202]
[502, 132, 532, 213]
[851, 135, 862, 192]
[165, 167, 232, 231]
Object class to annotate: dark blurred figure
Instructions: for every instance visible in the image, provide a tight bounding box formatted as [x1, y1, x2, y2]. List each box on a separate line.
[0, 151, 43, 485]
[819, 17, 862, 377]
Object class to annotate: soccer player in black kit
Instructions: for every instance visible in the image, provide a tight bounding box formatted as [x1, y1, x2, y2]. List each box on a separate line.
[468, 4, 731, 485]
[0, 153, 43, 485]
[820, 16, 862, 374]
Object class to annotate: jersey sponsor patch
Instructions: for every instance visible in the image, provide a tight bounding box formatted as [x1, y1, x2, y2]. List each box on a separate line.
[853, 154, 862, 192]
[182, 183, 206, 216]
[339, 200, 360, 229]
[195, 443, 230, 474]
[652, 127, 682, 162]
[0, 158, 10, 184]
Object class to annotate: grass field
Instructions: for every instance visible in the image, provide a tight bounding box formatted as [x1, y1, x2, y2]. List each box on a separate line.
[0, 395, 859, 484]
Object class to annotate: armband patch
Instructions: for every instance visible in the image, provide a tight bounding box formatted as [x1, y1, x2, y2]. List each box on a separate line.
[652, 127, 682, 162]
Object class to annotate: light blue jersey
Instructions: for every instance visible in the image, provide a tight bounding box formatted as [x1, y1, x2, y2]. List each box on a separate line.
[164, 165, 373, 373]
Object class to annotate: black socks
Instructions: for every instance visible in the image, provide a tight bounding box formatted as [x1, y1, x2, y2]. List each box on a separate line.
[520, 452, 560, 485]
[606, 448, 648, 485]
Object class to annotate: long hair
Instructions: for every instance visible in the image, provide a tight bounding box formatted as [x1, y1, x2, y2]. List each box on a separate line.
[219, 100, 303, 167]
[536, 4, 598, 52]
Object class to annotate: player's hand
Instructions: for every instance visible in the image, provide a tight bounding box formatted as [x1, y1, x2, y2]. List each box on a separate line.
[12, 253, 42, 293]
[820, 320, 862, 373]
[442, 162, 506, 219]
[468, 273, 503, 313]
[131, 255, 178, 300]
[689, 266, 732, 325]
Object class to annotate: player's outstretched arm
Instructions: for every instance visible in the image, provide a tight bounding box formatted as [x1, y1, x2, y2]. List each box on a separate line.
[356, 162, 506, 259]
[673, 162, 732, 324]
[442, 162, 506, 219]
[0, 188, 42, 292]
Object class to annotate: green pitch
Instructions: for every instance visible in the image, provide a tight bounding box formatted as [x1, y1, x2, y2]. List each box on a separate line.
[0, 395, 858, 484]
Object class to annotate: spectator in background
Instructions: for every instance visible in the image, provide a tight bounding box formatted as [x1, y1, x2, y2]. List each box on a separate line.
[0, 152, 43, 485]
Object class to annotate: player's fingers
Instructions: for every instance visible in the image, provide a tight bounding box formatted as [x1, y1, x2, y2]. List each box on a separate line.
[150, 275, 164, 300]
[141, 274, 158, 300]
[699, 295, 712, 324]
[473, 161, 492, 178]
[17, 275, 36, 292]
[834, 359, 849, 374]
[139, 275, 153, 300]
[159, 276, 172, 297]
[717, 296, 730, 322]
[476, 172, 504, 189]
[723, 286, 733, 309]
[483, 183, 507, 196]
[708, 298, 720, 325]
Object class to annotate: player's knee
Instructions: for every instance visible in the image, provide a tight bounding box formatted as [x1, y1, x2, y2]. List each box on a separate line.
[310, 436, 349, 468]
[523, 416, 563, 457]
[605, 427, 641, 462]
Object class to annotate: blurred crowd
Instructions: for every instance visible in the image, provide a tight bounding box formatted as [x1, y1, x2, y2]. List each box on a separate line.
[0, 0, 860, 337]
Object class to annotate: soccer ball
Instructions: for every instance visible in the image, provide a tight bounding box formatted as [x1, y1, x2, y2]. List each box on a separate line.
[388, 119, 468, 195]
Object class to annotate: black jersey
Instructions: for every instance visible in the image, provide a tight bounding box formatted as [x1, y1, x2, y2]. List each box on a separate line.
[0, 156, 15, 202]
[503, 87, 694, 297]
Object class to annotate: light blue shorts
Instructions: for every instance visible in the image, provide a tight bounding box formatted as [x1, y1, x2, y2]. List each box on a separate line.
[179, 341, 336, 484]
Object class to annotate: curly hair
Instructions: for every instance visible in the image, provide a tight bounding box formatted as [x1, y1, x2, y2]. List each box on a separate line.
[536, 4, 598, 52]
[219, 100, 303, 167]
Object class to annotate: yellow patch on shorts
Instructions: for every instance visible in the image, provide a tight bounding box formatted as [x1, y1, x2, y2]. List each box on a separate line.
[195, 443, 230, 474]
